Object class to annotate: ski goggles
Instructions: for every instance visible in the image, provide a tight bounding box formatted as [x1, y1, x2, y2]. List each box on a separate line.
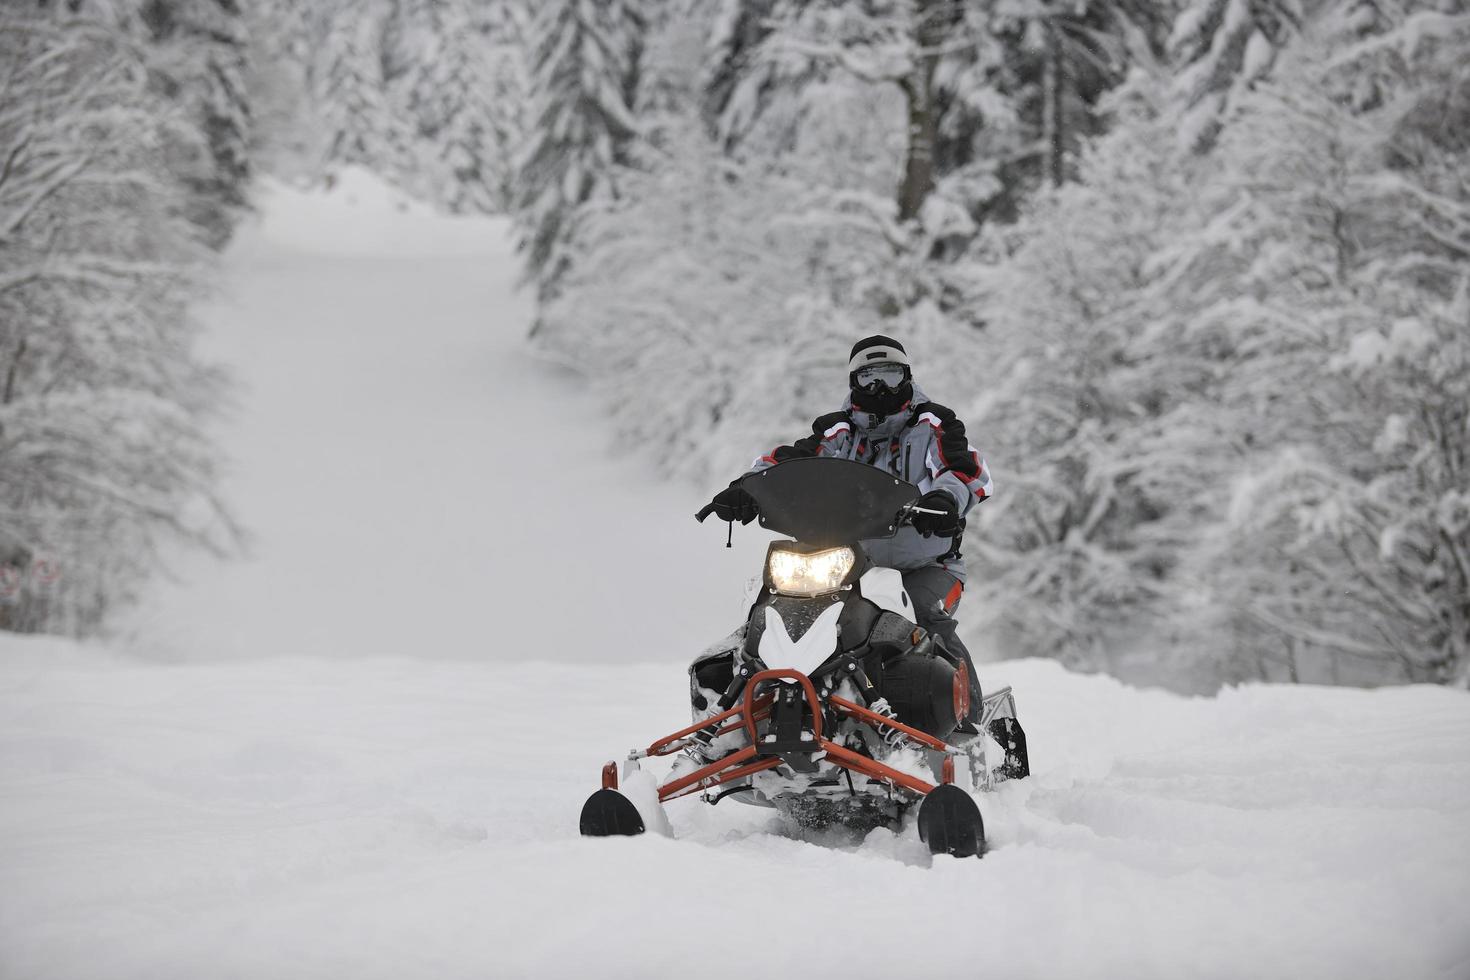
[852, 362, 908, 390]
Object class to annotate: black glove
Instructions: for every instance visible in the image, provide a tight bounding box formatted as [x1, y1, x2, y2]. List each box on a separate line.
[710, 484, 759, 525]
[911, 490, 960, 537]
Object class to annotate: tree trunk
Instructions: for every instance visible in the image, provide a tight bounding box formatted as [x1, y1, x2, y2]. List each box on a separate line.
[1042, 21, 1066, 188]
[3, 337, 25, 405]
[897, 0, 947, 223]
[897, 67, 937, 223]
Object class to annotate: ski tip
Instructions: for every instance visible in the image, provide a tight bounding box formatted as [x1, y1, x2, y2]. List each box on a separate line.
[917, 784, 985, 859]
[579, 788, 647, 838]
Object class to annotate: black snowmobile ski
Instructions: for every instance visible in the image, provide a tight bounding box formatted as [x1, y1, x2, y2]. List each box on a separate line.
[916, 784, 985, 858]
[579, 789, 644, 837]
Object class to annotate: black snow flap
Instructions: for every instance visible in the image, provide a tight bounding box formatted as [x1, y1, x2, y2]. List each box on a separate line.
[579, 789, 646, 837]
[987, 717, 1030, 781]
[917, 784, 985, 858]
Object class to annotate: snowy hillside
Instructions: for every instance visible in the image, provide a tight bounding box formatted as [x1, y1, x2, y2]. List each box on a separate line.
[2, 174, 1468, 980]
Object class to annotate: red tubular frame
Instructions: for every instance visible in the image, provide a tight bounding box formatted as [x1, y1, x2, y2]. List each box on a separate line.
[659, 752, 784, 803]
[826, 695, 953, 753]
[816, 738, 936, 795]
[623, 668, 954, 805]
[645, 705, 746, 758]
[740, 669, 824, 743]
[716, 694, 773, 738]
[645, 695, 776, 758]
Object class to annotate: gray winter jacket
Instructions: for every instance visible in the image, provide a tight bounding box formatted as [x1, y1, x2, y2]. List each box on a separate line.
[747, 383, 993, 582]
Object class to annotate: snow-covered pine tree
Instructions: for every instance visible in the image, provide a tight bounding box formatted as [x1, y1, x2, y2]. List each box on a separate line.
[397, 0, 510, 212]
[1168, 0, 1300, 151]
[0, 5, 235, 635]
[701, 0, 778, 143]
[679, 0, 1179, 458]
[534, 4, 795, 480]
[963, 1, 1470, 687]
[964, 70, 1215, 673]
[983, 1, 1173, 195]
[708, 1, 1171, 229]
[315, 3, 401, 174]
[685, 0, 995, 423]
[531, 2, 903, 482]
[708, 0, 965, 222]
[137, 0, 254, 248]
[527, 3, 991, 483]
[250, 0, 523, 210]
[515, 0, 645, 305]
[1189, 6, 1470, 685]
[470, 0, 532, 210]
[237, 0, 318, 178]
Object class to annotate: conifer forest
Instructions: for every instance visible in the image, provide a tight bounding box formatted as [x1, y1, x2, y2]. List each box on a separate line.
[2, 0, 1468, 691]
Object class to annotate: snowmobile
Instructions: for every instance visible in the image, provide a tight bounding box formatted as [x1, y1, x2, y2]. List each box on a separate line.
[578, 457, 1029, 857]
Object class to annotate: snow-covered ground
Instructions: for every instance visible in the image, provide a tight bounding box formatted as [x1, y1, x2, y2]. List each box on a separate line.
[3, 641, 1468, 979]
[3, 174, 1468, 979]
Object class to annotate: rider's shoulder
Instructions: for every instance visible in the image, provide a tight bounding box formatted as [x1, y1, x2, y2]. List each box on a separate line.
[908, 401, 966, 431]
[809, 410, 853, 440]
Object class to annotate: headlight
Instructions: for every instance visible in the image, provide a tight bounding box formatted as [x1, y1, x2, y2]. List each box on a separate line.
[767, 546, 855, 597]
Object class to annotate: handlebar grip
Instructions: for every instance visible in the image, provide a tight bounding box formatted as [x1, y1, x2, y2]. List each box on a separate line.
[894, 502, 947, 528]
[695, 503, 717, 523]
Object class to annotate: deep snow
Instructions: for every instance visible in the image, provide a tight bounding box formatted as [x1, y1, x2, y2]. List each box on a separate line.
[3, 173, 1468, 980]
[3, 641, 1468, 979]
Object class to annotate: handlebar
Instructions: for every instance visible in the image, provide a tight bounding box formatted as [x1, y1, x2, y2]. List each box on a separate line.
[697, 499, 943, 527]
[896, 501, 948, 521]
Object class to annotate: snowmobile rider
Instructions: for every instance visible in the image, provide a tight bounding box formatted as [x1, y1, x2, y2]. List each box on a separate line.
[704, 334, 992, 718]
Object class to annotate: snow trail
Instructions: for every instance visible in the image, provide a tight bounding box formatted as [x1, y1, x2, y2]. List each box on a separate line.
[129, 170, 770, 662]
[4, 175, 1468, 979]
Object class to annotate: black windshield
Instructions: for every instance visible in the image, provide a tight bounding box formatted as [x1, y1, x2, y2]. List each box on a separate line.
[739, 457, 918, 546]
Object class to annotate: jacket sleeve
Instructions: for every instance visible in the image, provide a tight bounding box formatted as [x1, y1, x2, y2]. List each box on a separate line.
[913, 404, 993, 516]
[748, 411, 853, 474]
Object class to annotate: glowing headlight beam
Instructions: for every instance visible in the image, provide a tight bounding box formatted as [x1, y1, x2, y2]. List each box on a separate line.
[767, 546, 855, 597]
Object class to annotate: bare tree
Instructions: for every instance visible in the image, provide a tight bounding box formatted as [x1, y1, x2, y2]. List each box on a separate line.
[0, 5, 237, 636]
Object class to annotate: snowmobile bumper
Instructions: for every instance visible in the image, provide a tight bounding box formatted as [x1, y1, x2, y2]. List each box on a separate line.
[578, 667, 995, 856]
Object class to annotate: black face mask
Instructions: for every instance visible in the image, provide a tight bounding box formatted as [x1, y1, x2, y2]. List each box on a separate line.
[850, 379, 914, 419]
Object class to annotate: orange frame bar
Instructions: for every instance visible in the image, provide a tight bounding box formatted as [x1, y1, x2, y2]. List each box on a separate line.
[817, 738, 937, 795]
[646, 703, 747, 758]
[656, 745, 783, 802]
[653, 737, 936, 803]
[827, 695, 953, 753]
[659, 755, 784, 803]
[635, 668, 950, 805]
[646, 695, 777, 758]
[740, 669, 824, 743]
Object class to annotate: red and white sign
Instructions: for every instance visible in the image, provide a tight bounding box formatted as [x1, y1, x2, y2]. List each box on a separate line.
[31, 557, 61, 589]
[0, 565, 20, 604]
